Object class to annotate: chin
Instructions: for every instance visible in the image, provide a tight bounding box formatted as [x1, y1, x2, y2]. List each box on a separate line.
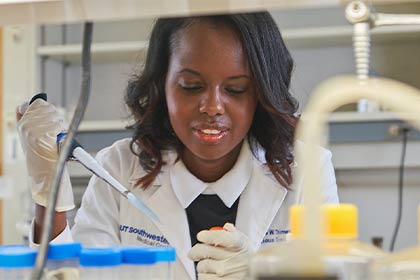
[191, 145, 232, 162]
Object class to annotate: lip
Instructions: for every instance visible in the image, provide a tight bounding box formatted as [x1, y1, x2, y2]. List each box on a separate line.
[192, 124, 230, 145]
[192, 123, 229, 131]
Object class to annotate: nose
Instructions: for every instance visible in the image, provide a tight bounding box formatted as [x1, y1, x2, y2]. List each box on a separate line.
[199, 86, 225, 116]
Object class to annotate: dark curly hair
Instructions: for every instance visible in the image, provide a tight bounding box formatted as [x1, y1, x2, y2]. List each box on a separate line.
[125, 11, 298, 189]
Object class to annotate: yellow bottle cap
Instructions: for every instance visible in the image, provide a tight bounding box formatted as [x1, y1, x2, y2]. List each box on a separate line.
[322, 204, 358, 239]
[290, 205, 305, 238]
[289, 204, 358, 239]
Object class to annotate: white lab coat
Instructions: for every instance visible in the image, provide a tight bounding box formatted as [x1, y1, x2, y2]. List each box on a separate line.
[37, 138, 338, 280]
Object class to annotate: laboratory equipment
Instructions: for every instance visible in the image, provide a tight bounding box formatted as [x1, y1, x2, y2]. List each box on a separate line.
[79, 248, 121, 280]
[372, 205, 420, 279]
[322, 205, 386, 279]
[56, 132, 160, 223]
[120, 247, 156, 279]
[283, 75, 420, 278]
[345, 1, 420, 112]
[251, 204, 387, 279]
[297, 204, 386, 280]
[45, 242, 81, 279]
[263, 1, 420, 276]
[0, 245, 37, 280]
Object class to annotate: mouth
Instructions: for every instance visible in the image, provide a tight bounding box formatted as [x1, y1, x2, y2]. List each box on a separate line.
[192, 126, 229, 144]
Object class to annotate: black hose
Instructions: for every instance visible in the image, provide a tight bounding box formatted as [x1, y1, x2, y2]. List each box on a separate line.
[389, 128, 409, 252]
[31, 22, 93, 280]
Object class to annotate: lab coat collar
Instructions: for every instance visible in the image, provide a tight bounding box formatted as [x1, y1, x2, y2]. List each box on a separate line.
[169, 158, 207, 209]
[209, 140, 253, 207]
[235, 159, 289, 251]
[170, 140, 253, 209]
[145, 162, 196, 280]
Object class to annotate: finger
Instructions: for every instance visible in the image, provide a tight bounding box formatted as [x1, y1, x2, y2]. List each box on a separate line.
[198, 273, 245, 280]
[18, 99, 49, 123]
[197, 229, 246, 250]
[197, 259, 227, 276]
[197, 259, 249, 278]
[197, 273, 219, 280]
[223, 222, 235, 232]
[17, 101, 29, 117]
[16, 106, 24, 122]
[21, 101, 65, 130]
[188, 243, 235, 262]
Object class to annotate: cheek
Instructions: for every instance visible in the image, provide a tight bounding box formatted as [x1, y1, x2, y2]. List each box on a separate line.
[229, 99, 257, 131]
[165, 95, 177, 118]
[165, 89, 192, 130]
[165, 86, 181, 118]
[236, 109, 254, 131]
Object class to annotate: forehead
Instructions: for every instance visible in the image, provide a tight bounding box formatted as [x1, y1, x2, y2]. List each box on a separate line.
[169, 21, 250, 73]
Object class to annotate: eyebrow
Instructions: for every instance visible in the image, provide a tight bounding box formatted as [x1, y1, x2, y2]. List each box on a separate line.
[226, 75, 251, 81]
[178, 68, 251, 80]
[178, 69, 201, 76]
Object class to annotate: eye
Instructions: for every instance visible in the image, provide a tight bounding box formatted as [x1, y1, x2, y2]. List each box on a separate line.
[177, 83, 203, 92]
[225, 86, 247, 95]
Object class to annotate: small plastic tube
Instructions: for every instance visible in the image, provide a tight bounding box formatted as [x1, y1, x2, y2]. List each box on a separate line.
[120, 247, 156, 279]
[209, 226, 224, 231]
[79, 248, 122, 280]
[45, 242, 81, 279]
[0, 245, 37, 280]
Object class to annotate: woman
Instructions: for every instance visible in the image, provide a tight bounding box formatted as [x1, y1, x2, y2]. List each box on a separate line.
[17, 12, 338, 279]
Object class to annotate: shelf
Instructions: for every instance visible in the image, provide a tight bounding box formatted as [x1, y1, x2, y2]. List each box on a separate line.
[283, 25, 420, 48]
[37, 24, 420, 64]
[328, 111, 420, 123]
[329, 111, 399, 123]
[74, 112, 419, 135]
[331, 141, 420, 170]
[37, 41, 148, 64]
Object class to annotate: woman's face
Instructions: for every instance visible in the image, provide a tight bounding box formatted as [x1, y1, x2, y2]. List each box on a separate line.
[165, 22, 257, 168]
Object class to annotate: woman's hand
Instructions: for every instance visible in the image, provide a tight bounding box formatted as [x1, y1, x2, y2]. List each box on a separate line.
[188, 223, 251, 279]
[17, 99, 74, 212]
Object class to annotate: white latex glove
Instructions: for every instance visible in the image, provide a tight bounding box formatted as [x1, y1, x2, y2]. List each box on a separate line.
[17, 99, 74, 212]
[188, 223, 251, 279]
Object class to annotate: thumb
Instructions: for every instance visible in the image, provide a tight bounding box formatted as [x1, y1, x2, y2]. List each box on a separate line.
[197, 224, 247, 250]
[16, 102, 29, 121]
[223, 222, 236, 232]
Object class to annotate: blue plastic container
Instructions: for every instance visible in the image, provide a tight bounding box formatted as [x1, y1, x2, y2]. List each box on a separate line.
[46, 242, 81, 279]
[79, 248, 121, 279]
[121, 247, 156, 279]
[0, 245, 36, 279]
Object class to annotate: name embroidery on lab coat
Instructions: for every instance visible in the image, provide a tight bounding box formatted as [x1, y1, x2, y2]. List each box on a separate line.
[119, 224, 169, 246]
[262, 228, 289, 244]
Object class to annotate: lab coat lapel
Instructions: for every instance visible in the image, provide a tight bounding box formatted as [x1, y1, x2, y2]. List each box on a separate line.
[146, 171, 195, 280]
[236, 161, 288, 251]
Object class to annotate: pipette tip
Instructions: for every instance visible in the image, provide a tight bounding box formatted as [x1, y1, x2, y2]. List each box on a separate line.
[127, 192, 161, 224]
